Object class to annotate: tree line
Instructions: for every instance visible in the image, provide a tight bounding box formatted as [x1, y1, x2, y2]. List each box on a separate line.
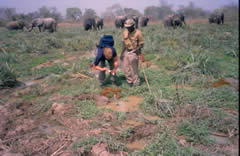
[0, 1, 238, 24]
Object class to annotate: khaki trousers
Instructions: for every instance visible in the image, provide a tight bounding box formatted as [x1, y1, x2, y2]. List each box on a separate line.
[123, 50, 140, 85]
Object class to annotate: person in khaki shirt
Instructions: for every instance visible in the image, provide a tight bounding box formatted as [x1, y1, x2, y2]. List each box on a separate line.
[120, 18, 144, 87]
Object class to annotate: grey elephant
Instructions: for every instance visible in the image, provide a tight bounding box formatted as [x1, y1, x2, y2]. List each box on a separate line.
[28, 18, 57, 32]
[140, 16, 149, 27]
[163, 14, 183, 28]
[132, 15, 139, 28]
[115, 16, 127, 28]
[84, 18, 96, 31]
[209, 13, 224, 24]
[6, 20, 26, 31]
[174, 13, 186, 25]
[95, 18, 104, 30]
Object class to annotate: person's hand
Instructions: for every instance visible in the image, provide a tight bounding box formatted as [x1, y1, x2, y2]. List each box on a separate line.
[102, 67, 109, 71]
[111, 70, 116, 76]
[140, 54, 144, 62]
[120, 54, 124, 61]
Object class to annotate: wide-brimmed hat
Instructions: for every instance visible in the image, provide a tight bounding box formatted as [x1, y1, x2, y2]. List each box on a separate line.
[124, 19, 135, 28]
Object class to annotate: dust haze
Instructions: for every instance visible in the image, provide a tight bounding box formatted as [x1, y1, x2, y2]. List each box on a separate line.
[0, 0, 238, 16]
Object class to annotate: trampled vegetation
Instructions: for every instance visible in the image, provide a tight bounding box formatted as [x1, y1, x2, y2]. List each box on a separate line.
[0, 19, 238, 155]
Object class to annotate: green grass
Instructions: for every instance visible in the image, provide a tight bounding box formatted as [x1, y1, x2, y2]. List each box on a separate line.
[177, 121, 214, 145]
[71, 136, 98, 151]
[131, 132, 204, 156]
[0, 21, 238, 155]
[75, 99, 100, 119]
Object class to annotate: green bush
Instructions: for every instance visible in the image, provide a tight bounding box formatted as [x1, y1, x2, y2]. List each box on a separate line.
[0, 63, 17, 87]
[177, 121, 213, 145]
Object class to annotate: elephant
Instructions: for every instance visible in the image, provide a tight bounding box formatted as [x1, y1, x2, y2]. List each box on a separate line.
[132, 15, 139, 28]
[163, 14, 183, 28]
[174, 13, 186, 25]
[140, 16, 149, 27]
[209, 13, 224, 24]
[6, 20, 26, 31]
[115, 16, 127, 28]
[95, 18, 104, 30]
[84, 18, 96, 31]
[28, 18, 57, 32]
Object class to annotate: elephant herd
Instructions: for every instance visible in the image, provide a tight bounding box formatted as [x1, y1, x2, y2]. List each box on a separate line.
[83, 18, 104, 31]
[83, 16, 150, 31]
[6, 17, 57, 32]
[5, 12, 225, 32]
[208, 13, 224, 25]
[114, 16, 149, 29]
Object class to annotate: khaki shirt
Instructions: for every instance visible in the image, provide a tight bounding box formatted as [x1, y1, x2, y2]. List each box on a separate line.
[122, 29, 144, 50]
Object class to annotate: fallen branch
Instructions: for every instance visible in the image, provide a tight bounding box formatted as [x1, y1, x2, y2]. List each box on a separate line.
[50, 142, 67, 156]
[0, 47, 7, 54]
[71, 72, 91, 79]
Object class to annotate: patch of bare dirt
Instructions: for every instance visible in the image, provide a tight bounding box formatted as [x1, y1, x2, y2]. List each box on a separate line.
[91, 143, 128, 156]
[141, 61, 160, 69]
[100, 96, 143, 112]
[74, 93, 109, 105]
[204, 77, 238, 91]
[31, 51, 94, 71]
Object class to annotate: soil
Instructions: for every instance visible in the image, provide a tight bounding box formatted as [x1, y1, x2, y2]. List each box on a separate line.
[0, 50, 238, 155]
[0, 86, 159, 155]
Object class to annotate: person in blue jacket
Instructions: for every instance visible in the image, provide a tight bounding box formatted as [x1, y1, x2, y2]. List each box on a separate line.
[92, 35, 118, 86]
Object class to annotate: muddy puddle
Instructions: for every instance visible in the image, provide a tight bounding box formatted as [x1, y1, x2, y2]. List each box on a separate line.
[209, 78, 230, 88]
[100, 96, 143, 112]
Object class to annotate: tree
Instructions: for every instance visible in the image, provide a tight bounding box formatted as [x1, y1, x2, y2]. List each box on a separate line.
[220, 3, 239, 21]
[158, 0, 174, 19]
[66, 7, 82, 20]
[177, 1, 209, 18]
[38, 6, 62, 21]
[143, 0, 174, 20]
[0, 8, 16, 20]
[83, 8, 97, 19]
[144, 6, 160, 19]
[124, 8, 142, 17]
[107, 4, 125, 16]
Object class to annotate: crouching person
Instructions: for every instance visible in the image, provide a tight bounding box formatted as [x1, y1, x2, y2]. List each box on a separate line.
[92, 35, 118, 87]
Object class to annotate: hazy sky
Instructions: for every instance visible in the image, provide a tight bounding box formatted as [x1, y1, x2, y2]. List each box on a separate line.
[0, 0, 238, 15]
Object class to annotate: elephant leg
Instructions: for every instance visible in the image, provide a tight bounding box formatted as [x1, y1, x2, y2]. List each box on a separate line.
[54, 24, 57, 32]
[42, 25, 46, 32]
[38, 26, 41, 32]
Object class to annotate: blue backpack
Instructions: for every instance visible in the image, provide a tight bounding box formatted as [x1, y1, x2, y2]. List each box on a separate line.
[98, 35, 114, 48]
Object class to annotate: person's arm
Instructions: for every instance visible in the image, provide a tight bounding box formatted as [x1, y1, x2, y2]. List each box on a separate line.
[111, 56, 118, 75]
[120, 42, 126, 60]
[137, 30, 144, 62]
[139, 51, 144, 62]
[92, 64, 109, 71]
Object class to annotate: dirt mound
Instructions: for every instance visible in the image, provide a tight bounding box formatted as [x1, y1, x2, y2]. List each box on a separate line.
[127, 124, 158, 142]
[100, 87, 122, 99]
